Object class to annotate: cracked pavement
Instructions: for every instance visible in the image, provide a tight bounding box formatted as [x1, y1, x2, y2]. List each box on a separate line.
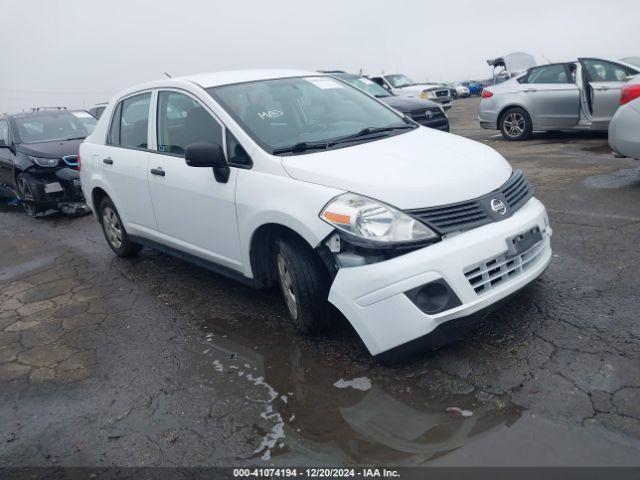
[1, 97, 639, 466]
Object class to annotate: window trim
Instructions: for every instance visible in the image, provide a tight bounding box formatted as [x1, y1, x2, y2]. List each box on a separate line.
[105, 90, 154, 152]
[225, 129, 253, 170]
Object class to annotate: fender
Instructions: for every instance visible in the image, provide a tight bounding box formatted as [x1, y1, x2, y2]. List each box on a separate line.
[236, 169, 342, 278]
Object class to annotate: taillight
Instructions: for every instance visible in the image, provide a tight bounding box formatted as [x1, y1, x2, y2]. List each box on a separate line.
[481, 90, 493, 98]
[77, 151, 81, 172]
[620, 84, 640, 105]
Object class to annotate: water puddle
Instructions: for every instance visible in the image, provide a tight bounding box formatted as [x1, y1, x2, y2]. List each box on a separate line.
[191, 327, 526, 465]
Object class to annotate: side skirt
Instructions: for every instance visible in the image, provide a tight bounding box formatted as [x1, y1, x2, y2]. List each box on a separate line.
[129, 235, 261, 289]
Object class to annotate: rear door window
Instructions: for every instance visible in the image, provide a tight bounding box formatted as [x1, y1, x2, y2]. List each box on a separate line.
[107, 93, 151, 149]
[108, 103, 122, 145]
[120, 93, 151, 148]
[525, 65, 570, 84]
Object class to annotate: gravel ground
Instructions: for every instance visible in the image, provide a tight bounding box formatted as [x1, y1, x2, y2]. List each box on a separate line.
[1, 97, 639, 467]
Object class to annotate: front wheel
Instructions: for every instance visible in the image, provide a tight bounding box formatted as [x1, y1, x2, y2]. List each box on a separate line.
[273, 236, 331, 335]
[500, 107, 532, 141]
[16, 173, 41, 217]
[99, 197, 142, 258]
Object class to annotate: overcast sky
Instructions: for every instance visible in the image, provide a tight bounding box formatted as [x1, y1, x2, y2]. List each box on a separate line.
[1, 0, 638, 113]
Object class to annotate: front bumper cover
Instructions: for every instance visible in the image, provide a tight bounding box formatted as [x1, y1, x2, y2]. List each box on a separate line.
[22, 167, 88, 214]
[328, 197, 551, 357]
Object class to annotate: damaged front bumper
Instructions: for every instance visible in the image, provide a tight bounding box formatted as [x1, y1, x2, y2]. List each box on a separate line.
[23, 167, 90, 215]
[327, 198, 552, 359]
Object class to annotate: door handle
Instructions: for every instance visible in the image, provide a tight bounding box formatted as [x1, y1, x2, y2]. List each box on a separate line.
[523, 88, 537, 93]
[103, 157, 113, 165]
[150, 167, 165, 177]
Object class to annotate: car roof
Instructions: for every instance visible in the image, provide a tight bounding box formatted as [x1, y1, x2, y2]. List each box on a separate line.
[4, 110, 75, 120]
[111, 69, 323, 101]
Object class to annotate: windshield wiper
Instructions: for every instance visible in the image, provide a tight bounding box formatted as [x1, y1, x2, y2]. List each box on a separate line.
[63, 136, 86, 141]
[329, 125, 415, 146]
[272, 141, 330, 155]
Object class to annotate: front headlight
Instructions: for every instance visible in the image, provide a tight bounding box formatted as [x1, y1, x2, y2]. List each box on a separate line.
[420, 91, 431, 99]
[29, 156, 59, 167]
[320, 193, 438, 245]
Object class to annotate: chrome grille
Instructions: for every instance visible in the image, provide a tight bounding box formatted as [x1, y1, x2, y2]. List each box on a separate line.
[434, 89, 449, 97]
[409, 108, 445, 122]
[464, 239, 546, 295]
[407, 170, 534, 234]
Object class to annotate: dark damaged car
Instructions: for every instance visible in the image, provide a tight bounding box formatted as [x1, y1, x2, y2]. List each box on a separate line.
[0, 109, 95, 216]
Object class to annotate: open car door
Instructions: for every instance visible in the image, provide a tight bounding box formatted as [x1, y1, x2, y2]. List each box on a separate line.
[579, 58, 639, 128]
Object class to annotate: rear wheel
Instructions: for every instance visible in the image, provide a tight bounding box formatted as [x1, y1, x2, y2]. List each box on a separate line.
[273, 236, 331, 335]
[99, 197, 142, 257]
[16, 173, 41, 217]
[500, 107, 532, 141]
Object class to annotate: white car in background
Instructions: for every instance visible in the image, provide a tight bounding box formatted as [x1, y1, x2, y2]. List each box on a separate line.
[370, 74, 453, 110]
[80, 69, 551, 361]
[609, 75, 640, 160]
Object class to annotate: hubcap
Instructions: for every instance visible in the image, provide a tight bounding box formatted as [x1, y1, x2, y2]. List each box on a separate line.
[503, 112, 526, 137]
[102, 207, 123, 249]
[277, 253, 298, 320]
[18, 177, 36, 216]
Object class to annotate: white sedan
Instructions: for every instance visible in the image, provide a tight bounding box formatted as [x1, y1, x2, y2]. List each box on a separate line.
[79, 69, 551, 361]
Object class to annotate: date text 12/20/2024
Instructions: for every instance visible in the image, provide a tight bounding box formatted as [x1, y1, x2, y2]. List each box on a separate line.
[233, 468, 401, 478]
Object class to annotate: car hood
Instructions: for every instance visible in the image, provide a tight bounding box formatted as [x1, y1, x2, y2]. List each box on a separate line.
[380, 96, 440, 112]
[16, 139, 84, 159]
[281, 128, 512, 209]
[396, 83, 445, 94]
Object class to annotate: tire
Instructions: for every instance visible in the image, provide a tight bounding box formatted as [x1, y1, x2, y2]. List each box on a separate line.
[273, 236, 331, 335]
[16, 173, 42, 217]
[98, 197, 142, 258]
[500, 107, 532, 141]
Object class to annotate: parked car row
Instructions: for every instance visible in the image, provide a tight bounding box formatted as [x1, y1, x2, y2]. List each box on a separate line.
[2, 56, 635, 360]
[327, 72, 449, 131]
[478, 57, 640, 141]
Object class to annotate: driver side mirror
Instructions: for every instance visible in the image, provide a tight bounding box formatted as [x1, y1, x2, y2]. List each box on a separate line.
[185, 141, 230, 183]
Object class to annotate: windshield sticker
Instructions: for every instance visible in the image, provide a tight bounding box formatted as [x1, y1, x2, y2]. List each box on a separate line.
[306, 77, 344, 89]
[257, 109, 284, 120]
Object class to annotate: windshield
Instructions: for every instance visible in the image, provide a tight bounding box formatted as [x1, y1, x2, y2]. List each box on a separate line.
[208, 76, 411, 154]
[335, 74, 391, 98]
[13, 111, 97, 143]
[71, 111, 98, 135]
[385, 74, 416, 88]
